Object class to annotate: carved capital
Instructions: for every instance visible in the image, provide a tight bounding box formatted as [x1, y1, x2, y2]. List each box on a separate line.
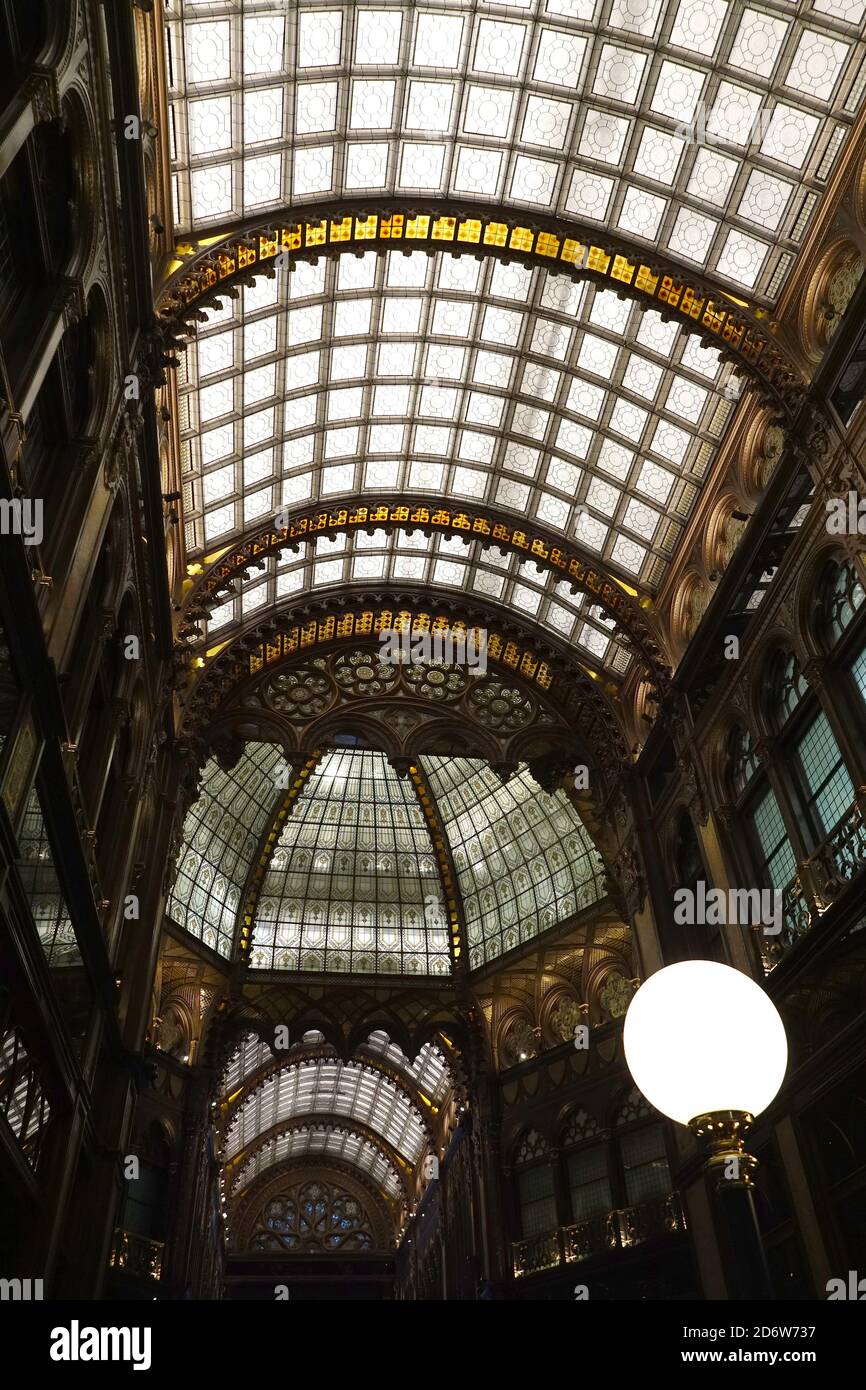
[25, 68, 62, 125]
[606, 841, 646, 923]
[56, 277, 86, 330]
[802, 657, 828, 694]
[752, 736, 777, 767]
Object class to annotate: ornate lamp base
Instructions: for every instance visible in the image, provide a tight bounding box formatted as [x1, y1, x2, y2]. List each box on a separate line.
[687, 1110, 759, 1189]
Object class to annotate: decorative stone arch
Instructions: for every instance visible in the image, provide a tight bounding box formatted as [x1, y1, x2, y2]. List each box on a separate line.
[189, 635, 606, 789]
[704, 711, 752, 811]
[231, 1158, 396, 1252]
[793, 539, 864, 661]
[750, 637, 805, 741]
[57, 83, 101, 283]
[507, 1122, 553, 1165]
[157, 199, 807, 413]
[702, 490, 753, 582]
[183, 497, 676, 687]
[739, 407, 787, 500]
[180, 593, 632, 778]
[670, 569, 710, 659]
[799, 237, 865, 366]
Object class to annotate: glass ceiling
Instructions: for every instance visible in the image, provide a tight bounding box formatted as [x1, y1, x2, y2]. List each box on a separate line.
[224, 1056, 428, 1163]
[168, 747, 605, 972]
[180, 250, 737, 673]
[168, 741, 282, 958]
[425, 756, 605, 967]
[250, 748, 451, 973]
[166, 0, 866, 304]
[223, 1028, 452, 1104]
[231, 1124, 404, 1199]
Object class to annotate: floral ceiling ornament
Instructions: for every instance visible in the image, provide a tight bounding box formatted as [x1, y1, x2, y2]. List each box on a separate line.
[551, 996, 585, 1043]
[504, 1017, 540, 1066]
[599, 973, 635, 1019]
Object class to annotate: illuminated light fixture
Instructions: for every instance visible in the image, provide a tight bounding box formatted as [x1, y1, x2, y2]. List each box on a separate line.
[624, 960, 788, 1300]
[623, 960, 787, 1134]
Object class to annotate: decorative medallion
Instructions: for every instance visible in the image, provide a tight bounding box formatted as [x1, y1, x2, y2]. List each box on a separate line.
[468, 679, 534, 731]
[333, 649, 399, 698]
[402, 661, 468, 701]
[551, 996, 584, 1043]
[600, 973, 634, 1019]
[263, 661, 333, 720]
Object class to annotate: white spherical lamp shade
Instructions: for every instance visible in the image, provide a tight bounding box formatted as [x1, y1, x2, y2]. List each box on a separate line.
[623, 960, 787, 1126]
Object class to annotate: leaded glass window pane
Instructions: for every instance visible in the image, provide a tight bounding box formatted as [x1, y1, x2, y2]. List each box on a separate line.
[817, 559, 865, 648]
[753, 788, 796, 891]
[567, 1145, 611, 1222]
[796, 711, 855, 836]
[768, 650, 807, 729]
[852, 646, 866, 705]
[17, 790, 80, 968]
[621, 1123, 670, 1204]
[517, 1163, 557, 1237]
[424, 757, 605, 968]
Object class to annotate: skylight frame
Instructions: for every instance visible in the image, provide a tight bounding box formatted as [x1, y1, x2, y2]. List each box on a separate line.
[177, 248, 736, 672]
[166, 0, 866, 302]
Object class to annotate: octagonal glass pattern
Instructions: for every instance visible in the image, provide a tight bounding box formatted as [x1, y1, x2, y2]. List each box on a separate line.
[166, 0, 866, 303]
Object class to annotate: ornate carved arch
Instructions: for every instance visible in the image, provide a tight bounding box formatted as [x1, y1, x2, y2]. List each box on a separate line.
[181, 497, 674, 685]
[156, 199, 806, 412]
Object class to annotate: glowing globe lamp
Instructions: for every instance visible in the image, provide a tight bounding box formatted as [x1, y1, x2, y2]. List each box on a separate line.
[623, 960, 787, 1125]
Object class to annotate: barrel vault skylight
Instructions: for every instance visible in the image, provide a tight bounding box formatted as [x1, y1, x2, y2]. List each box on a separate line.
[222, 1028, 452, 1204]
[167, 1, 866, 680]
[179, 250, 737, 674]
[223, 1028, 452, 1106]
[166, 0, 866, 301]
[224, 1056, 428, 1164]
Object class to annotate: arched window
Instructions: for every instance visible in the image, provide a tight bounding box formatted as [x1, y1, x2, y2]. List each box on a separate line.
[765, 648, 854, 844]
[513, 1128, 556, 1238]
[614, 1090, 672, 1207]
[561, 1110, 610, 1225]
[815, 559, 865, 650]
[249, 1181, 376, 1253]
[767, 650, 807, 731]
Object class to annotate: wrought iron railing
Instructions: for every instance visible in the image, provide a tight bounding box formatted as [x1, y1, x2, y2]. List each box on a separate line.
[109, 1230, 164, 1282]
[513, 1191, 685, 1277]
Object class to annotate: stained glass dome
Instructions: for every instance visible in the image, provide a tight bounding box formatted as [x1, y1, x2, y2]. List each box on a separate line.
[168, 743, 605, 972]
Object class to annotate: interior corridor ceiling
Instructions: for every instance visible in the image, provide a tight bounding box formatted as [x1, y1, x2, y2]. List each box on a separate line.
[160, 0, 866, 692]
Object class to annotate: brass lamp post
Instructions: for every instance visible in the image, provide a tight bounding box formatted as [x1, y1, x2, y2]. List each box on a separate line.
[623, 960, 788, 1301]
